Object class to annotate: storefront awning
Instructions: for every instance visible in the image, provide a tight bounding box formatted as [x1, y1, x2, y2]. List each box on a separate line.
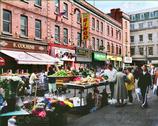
[0, 50, 59, 65]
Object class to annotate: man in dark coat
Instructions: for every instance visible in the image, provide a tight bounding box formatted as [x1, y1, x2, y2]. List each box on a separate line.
[138, 65, 152, 108]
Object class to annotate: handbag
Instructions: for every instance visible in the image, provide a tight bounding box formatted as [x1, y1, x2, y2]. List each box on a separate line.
[135, 88, 142, 101]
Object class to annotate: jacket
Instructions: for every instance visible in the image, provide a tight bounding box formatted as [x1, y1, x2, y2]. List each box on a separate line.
[126, 73, 135, 91]
[138, 72, 151, 89]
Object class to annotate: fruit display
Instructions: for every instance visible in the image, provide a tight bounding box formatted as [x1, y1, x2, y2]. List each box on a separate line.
[48, 70, 74, 77]
[73, 76, 105, 85]
[48, 70, 68, 77]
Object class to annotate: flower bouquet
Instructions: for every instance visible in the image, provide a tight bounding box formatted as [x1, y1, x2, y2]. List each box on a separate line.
[0, 76, 24, 112]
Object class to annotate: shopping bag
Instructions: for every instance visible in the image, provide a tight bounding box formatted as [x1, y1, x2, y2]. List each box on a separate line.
[153, 85, 157, 95]
[135, 88, 142, 101]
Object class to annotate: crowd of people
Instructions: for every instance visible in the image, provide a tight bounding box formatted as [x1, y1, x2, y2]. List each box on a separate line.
[27, 63, 158, 109]
[97, 63, 158, 109]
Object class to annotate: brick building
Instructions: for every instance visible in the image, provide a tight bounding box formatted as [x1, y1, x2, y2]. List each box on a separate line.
[0, 0, 130, 72]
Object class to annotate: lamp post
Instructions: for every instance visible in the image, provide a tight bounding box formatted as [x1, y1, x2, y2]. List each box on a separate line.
[145, 46, 148, 64]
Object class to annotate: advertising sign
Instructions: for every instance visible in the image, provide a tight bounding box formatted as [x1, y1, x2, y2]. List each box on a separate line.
[93, 52, 107, 61]
[82, 13, 90, 41]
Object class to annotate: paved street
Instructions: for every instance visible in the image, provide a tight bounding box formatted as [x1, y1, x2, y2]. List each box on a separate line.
[67, 91, 158, 126]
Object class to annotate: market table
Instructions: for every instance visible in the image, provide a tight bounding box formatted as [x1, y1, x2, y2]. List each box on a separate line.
[63, 81, 108, 107]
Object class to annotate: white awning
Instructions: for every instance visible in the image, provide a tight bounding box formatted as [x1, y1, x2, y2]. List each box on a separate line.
[0, 50, 58, 65]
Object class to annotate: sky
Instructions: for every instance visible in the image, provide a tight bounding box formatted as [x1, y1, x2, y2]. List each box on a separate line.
[86, 0, 158, 13]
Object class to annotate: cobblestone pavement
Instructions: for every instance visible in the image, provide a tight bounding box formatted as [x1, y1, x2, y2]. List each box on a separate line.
[67, 90, 158, 126]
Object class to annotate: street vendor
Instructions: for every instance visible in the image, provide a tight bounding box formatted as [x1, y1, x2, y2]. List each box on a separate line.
[29, 70, 38, 95]
[48, 66, 57, 94]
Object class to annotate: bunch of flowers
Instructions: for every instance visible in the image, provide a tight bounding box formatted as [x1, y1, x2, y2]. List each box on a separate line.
[31, 97, 73, 118]
[0, 76, 24, 98]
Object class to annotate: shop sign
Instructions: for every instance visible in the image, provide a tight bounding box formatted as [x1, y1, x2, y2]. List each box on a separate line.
[93, 52, 107, 61]
[13, 43, 35, 50]
[124, 57, 132, 63]
[76, 48, 91, 58]
[82, 13, 90, 41]
[107, 55, 122, 61]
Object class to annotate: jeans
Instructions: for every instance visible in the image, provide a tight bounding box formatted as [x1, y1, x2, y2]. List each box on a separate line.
[109, 82, 114, 99]
[128, 90, 133, 103]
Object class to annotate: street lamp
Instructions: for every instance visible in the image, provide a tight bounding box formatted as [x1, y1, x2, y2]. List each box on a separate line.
[145, 46, 148, 64]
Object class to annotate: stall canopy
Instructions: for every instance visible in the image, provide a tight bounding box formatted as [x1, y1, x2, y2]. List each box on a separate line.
[0, 50, 59, 65]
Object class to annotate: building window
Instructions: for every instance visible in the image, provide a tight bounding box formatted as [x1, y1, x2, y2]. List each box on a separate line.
[20, 15, 28, 36]
[97, 39, 99, 50]
[119, 46, 122, 55]
[125, 21, 127, 29]
[96, 20, 99, 31]
[130, 15, 136, 21]
[119, 32, 121, 40]
[148, 21, 152, 28]
[130, 36, 134, 42]
[139, 35, 143, 42]
[130, 47, 135, 56]
[148, 47, 153, 55]
[101, 22, 103, 33]
[130, 24, 135, 30]
[76, 10, 81, 23]
[92, 18, 95, 30]
[139, 23, 144, 29]
[148, 33, 152, 41]
[149, 12, 155, 18]
[55, 25, 60, 43]
[55, 0, 59, 14]
[92, 37, 95, 50]
[35, 20, 41, 39]
[111, 28, 113, 36]
[63, 28, 68, 44]
[116, 30, 118, 39]
[111, 43, 114, 54]
[139, 47, 144, 55]
[35, 0, 41, 6]
[101, 40, 103, 46]
[107, 42, 110, 52]
[125, 32, 128, 42]
[155, 11, 158, 17]
[107, 25, 110, 35]
[63, 3, 68, 18]
[140, 13, 144, 20]
[77, 32, 81, 47]
[116, 45, 118, 54]
[3, 10, 12, 33]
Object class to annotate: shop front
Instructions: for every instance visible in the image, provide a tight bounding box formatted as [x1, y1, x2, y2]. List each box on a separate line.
[92, 52, 107, 68]
[107, 55, 122, 68]
[123, 57, 133, 68]
[75, 47, 92, 68]
[49, 43, 76, 69]
[0, 40, 57, 73]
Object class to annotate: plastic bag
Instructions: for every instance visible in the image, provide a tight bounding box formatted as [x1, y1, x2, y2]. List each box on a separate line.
[135, 88, 142, 101]
[153, 85, 157, 95]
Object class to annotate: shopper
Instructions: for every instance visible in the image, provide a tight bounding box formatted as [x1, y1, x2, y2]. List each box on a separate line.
[138, 64, 152, 108]
[29, 70, 38, 95]
[125, 68, 135, 104]
[153, 68, 158, 95]
[48, 66, 56, 94]
[103, 63, 117, 103]
[114, 68, 128, 106]
[150, 65, 155, 86]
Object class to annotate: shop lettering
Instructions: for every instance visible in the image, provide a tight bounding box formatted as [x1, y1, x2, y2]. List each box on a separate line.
[13, 43, 35, 50]
[82, 13, 90, 41]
